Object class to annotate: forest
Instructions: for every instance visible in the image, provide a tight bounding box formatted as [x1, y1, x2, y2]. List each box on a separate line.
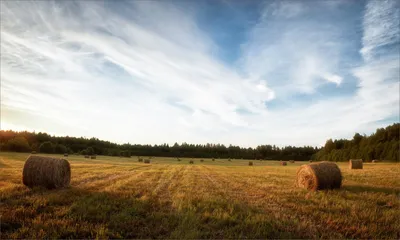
[313, 123, 399, 162]
[0, 123, 398, 161]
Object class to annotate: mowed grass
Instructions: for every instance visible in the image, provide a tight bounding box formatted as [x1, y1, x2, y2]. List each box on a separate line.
[0, 152, 399, 239]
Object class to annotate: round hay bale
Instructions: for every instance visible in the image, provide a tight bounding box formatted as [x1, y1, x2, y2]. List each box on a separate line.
[200, 159, 204, 162]
[212, 158, 215, 161]
[281, 161, 287, 166]
[144, 159, 151, 164]
[90, 155, 96, 159]
[64, 153, 68, 157]
[189, 160, 194, 164]
[289, 160, 295, 163]
[22, 156, 71, 189]
[249, 161, 253, 166]
[84, 155, 89, 159]
[296, 161, 342, 191]
[349, 159, 363, 169]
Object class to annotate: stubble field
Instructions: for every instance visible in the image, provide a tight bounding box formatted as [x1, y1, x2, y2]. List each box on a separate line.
[0, 152, 399, 239]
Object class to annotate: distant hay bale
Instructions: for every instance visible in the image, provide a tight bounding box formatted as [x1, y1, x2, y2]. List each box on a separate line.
[64, 153, 68, 157]
[189, 160, 194, 164]
[290, 160, 295, 163]
[349, 159, 363, 169]
[281, 161, 287, 166]
[31, 151, 36, 154]
[144, 159, 150, 164]
[309, 160, 313, 163]
[200, 159, 204, 162]
[22, 156, 71, 189]
[212, 158, 215, 161]
[296, 161, 342, 191]
[249, 161, 253, 166]
[84, 155, 89, 159]
[138, 158, 143, 162]
[90, 155, 96, 159]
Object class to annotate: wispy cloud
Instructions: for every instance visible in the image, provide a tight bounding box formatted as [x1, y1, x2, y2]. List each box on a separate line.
[0, 0, 398, 147]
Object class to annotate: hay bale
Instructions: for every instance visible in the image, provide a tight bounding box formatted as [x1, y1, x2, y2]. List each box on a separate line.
[138, 158, 143, 162]
[64, 153, 68, 157]
[22, 156, 71, 189]
[200, 159, 204, 162]
[212, 158, 215, 161]
[281, 161, 287, 166]
[189, 160, 194, 164]
[349, 159, 363, 169]
[91, 155, 96, 159]
[144, 159, 150, 164]
[249, 161, 253, 166]
[296, 161, 342, 191]
[84, 155, 89, 159]
[289, 160, 295, 163]
[309, 160, 313, 163]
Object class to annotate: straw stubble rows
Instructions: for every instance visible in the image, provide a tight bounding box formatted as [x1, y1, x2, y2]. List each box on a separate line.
[0, 153, 399, 239]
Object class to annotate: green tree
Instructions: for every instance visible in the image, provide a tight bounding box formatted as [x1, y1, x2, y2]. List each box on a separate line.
[54, 144, 68, 154]
[86, 147, 94, 155]
[39, 141, 54, 153]
[324, 139, 335, 154]
[6, 137, 31, 152]
[353, 133, 363, 145]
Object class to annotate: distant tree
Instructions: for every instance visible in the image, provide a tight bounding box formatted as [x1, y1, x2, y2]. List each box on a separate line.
[86, 147, 94, 155]
[353, 133, 363, 145]
[5, 137, 31, 152]
[54, 144, 68, 154]
[324, 139, 335, 154]
[39, 141, 54, 153]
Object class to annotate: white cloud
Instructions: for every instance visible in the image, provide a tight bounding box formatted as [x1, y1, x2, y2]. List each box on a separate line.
[322, 74, 342, 86]
[360, 0, 399, 61]
[0, 0, 398, 147]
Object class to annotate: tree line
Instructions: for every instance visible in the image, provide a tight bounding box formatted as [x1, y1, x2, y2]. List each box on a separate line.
[313, 123, 399, 162]
[1, 123, 398, 161]
[0, 130, 317, 160]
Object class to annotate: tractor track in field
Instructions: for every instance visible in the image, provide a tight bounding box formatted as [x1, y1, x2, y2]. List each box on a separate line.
[75, 165, 156, 190]
[200, 165, 282, 204]
[200, 165, 321, 236]
[151, 165, 188, 200]
[198, 165, 232, 199]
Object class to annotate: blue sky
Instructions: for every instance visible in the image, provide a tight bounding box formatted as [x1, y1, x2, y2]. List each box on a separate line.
[1, 0, 399, 147]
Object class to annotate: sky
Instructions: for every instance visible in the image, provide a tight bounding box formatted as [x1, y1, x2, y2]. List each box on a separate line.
[1, 0, 399, 147]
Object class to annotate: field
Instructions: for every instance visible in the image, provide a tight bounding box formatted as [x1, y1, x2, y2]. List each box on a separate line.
[1, 152, 399, 239]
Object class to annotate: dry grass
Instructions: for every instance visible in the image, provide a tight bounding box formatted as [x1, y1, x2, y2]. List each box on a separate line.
[1, 152, 399, 239]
